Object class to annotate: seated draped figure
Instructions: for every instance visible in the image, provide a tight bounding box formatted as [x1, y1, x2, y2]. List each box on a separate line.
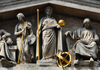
[0, 29, 16, 66]
[65, 18, 99, 65]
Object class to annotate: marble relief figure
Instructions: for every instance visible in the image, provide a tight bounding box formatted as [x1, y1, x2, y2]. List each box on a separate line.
[14, 13, 36, 63]
[65, 18, 99, 65]
[0, 29, 16, 66]
[36, 6, 63, 60]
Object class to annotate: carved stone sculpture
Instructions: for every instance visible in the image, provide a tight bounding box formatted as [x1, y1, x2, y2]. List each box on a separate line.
[36, 6, 63, 60]
[0, 29, 16, 67]
[14, 13, 36, 63]
[65, 18, 99, 65]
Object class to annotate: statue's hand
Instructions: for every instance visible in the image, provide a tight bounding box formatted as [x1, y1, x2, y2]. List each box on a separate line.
[88, 39, 94, 44]
[22, 28, 25, 32]
[57, 25, 60, 28]
[2, 35, 6, 39]
[6, 37, 13, 45]
[65, 31, 71, 36]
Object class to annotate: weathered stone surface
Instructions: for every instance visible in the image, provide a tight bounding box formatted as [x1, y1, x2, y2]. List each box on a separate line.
[9, 45, 17, 61]
[37, 59, 57, 67]
[62, 0, 100, 8]
[0, 0, 100, 69]
[73, 61, 99, 67]
[1, 0, 100, 22]
[14, 64, 36, 70]
[0, 58, 16, 67]
[1, 64, 100, 70]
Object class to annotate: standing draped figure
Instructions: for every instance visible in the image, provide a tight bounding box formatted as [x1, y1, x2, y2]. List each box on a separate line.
[36, 6, 63, 60]
[14, 13, 36, 63]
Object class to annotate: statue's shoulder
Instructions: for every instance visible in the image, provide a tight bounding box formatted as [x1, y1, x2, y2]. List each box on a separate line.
[50, 17, 57, 22]
[0, 41, 5, 45]
[39, 17, 46, 23]
[16, 23, 20, 27]
[91, 28, 97, 33]
[91, 28, 96, 31]
[75, 27, 82, 31]
[73, 27, 83, 33]
[41, 17, 46, 20]
[79, 27, 86, 30]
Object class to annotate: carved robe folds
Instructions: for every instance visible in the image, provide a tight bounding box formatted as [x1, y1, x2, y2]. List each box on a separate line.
[65, 27, 99, 59]
[36, 17, 63, 59]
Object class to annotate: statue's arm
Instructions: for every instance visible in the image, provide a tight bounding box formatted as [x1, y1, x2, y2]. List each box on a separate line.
[0, 42, 4, 48]
[53, 18, 60, 29]
[14, 24, 24, 36]
[65, 31, 71, 37]
[65, 28, 81, 40]
[93, 30, 99, 42]
[94, 34, 99, 42]
[37, 18, 43, 35]
[0, 29, 11, 39]
[65, 31, 75, 40]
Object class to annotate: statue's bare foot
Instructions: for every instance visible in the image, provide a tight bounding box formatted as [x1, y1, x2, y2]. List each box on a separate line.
[74, 60, 79, 65]
[90, 57, 94, 62]
[41, 57, 45, 60]
[89, 57, 94, 66]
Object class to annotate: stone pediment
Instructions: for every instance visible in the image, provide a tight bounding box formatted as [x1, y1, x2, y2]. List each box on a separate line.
[0, 0, 100, 22]
[0, 0, 100, 70]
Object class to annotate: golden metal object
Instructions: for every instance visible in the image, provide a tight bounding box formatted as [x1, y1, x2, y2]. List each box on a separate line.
[58, 19, 65, 26]
[17, 22, 26, 64]
[37, 9, 40, 60]
[57, 52, 71, 67]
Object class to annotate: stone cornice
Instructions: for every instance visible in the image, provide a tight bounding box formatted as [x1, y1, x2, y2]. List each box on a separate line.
[62, 0, 100, 8]
[0, 0, 100, 22]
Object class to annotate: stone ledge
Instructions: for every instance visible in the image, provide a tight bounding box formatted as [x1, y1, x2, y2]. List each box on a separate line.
[37, 59, 57, 67]
[0, 64, 100, 70]
[62, 0, 100, 8]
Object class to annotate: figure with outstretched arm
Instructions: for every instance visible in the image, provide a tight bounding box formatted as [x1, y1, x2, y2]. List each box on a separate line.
[0, 29, 16, 67]
[65, 18, 99, 65]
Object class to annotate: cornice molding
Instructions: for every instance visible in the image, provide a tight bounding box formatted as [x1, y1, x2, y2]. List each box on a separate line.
[0, 0, 100, 22]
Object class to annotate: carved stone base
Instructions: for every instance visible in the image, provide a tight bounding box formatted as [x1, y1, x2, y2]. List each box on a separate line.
[73, 60, 99, 67]
[15, 64, 36, 70]
[0, 58, 16, 67]
[37, 59, 57, 67]
[1, 64, 100, 70]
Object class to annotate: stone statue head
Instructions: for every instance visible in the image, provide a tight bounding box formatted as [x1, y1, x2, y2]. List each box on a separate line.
[6, 37, 13, 45]
[45, 6, 53, 17]
[83, 18, 91, 29]
[17, 13, 25, 22]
